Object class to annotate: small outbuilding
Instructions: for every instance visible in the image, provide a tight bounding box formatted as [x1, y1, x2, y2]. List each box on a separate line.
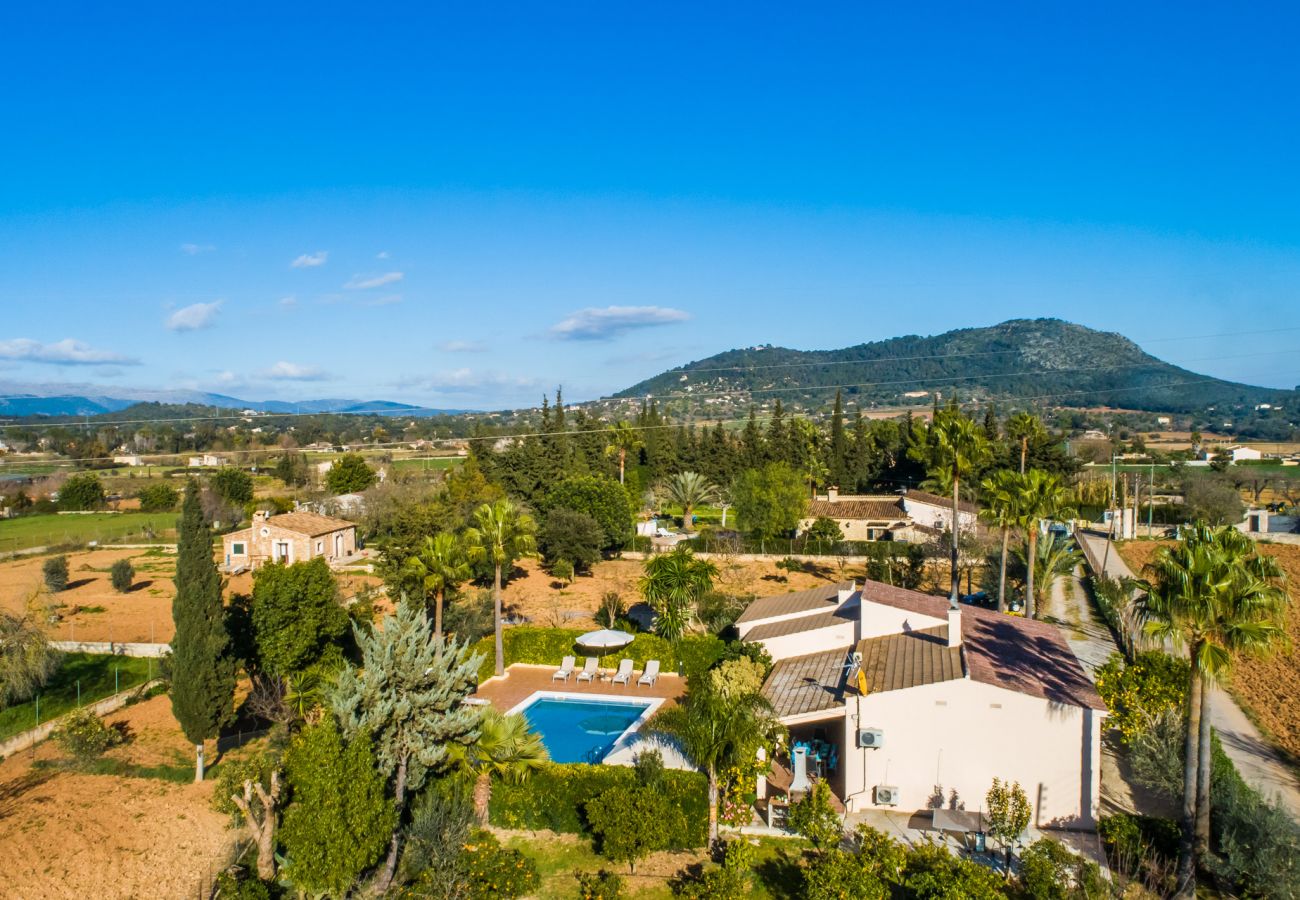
[221, 509, 357, 571]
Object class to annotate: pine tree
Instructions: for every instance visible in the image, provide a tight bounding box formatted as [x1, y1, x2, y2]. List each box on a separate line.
[741, 407, 765, 470]
[828, 390, 847, 487]
[170, 479, 236, 781]
[766, 400, 788, 465]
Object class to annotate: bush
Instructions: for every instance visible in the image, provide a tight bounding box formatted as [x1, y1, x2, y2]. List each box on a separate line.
[789, 782, 843, 849]
[1094, 652, 1188, 746]
[1206, 734, 1300, 898]
[43, 555, 69, 592]
[54, 708, 125, 760]
[136, 482, 179, 513]
[58, 473, 106, 511]
[110, 558, 135, 593]
[551, 558, 575, 585]
[463, 829, 539, 899]
[211, 467, 254, 505]
[490, 763, 708, 849]
[1098, 813, 1178, 895]
[540, 508, 605, 572]
[675, 838, 753, 899]
[577, 870, 625, 900]
[544, 475, 633, 551]
[326, 453, 377, 494]
[214, 872, 276, 900]
[468, 627, 725, 684]
[1018, 838, 1106, 899]
[586, 784, 685, 873]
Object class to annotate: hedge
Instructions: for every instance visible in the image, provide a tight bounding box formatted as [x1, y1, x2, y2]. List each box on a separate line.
[471, 627, 725, 684]
[490, 763, 708, 849]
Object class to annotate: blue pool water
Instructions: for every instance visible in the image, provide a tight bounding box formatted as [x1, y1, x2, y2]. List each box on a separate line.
[518, 696, 653, 764]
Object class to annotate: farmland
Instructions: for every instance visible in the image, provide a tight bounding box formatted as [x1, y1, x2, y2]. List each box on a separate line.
[0, 512, 177, 553]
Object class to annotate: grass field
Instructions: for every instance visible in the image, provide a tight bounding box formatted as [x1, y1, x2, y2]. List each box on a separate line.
[0, 511, 177, 553]
[388, 456, 465, 471]
[0, 652, 155, 741]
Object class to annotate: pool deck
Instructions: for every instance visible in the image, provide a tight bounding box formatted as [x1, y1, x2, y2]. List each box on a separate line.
[473, 663, 686, 712]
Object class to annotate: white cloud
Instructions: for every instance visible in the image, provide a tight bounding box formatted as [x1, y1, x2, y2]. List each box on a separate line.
[261, 361, 330, 381]
[437, 339, 487, 353]
[376, 250, 391, 259]
[344, 271, 404, 290]
[180, 243, 215, 255]
[290, 251, 328, 268]
[0, 338, 139, 366]
[366, 294, 402, 307]
[278, 296, 298, 308]
[166, 300, 223, 332]
[549, 305, 690, 341]
[402, 368, 537, 394]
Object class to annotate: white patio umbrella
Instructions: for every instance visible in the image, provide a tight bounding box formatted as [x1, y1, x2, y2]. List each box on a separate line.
[575, 628, 635, 651]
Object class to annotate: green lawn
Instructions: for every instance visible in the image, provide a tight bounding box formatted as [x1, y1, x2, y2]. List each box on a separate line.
[0, 653, 155, 741]
[0, 511, 177, 552]
[389, 456, 465, 471]
[500, 832, 806, 899]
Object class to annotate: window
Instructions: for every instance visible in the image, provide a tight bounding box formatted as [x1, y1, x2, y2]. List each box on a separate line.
[231, 542, 246, 556]
[315, 540, 323, 554]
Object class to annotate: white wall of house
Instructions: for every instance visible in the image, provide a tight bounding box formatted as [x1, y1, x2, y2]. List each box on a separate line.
[755, 622, 858, 660]
[902, 498, 976, 533]
[838, 678, 1103, 829]
[858, 600, 946, 640]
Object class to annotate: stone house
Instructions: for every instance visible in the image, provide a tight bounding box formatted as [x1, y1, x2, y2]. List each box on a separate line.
[221, 509, 357, 571]
[798, 487, 978, 543]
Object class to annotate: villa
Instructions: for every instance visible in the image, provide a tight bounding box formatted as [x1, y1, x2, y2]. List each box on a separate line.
[797, 487, 978, 543]
[739, 580, 1106, 829]
[221, 509, 358, 571]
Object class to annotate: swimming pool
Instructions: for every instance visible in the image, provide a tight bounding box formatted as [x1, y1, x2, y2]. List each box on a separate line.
[510, 693, 661, 764]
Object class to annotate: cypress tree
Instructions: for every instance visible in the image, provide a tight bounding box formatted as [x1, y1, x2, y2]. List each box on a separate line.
[828, 390, 847, 487]
[741, 406, 764, 470]
[170, 479, 236, 781]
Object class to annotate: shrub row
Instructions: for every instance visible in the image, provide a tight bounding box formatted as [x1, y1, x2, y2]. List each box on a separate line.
[470, 628, 725, 684]
[489, 763, 708, 849]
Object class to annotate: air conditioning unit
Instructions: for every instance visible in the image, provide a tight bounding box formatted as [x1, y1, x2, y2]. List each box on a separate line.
[874, 785, 900, 806]
[858, 728, 884, 749]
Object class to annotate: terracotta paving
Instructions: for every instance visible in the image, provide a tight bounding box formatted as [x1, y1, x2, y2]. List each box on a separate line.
[472, 663, 686, 712]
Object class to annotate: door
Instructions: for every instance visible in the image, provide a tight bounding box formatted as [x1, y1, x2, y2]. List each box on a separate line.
[273, 540, 291, 563]
[335, 533, 344, 558]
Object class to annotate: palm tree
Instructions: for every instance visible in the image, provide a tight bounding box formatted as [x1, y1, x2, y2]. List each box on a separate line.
[1016, 469, 1076, 619]
[1011, 533, 1082, 614]
[980, 469, 1029, 613]
[604, 421, 643, 485]
[466, 500, 537, 677]
[662, 471, 720, 534]
[1133, 524, 1288, 897]
[403, 532, 474, 639]
[1005, 412, 1046, 475]
[639, 545, 718, 641]
[453, 708, 548, 825]
[912, 410, 991, 607]
[650, 682, 784, 845]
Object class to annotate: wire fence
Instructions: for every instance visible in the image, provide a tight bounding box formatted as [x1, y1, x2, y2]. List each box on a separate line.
[0, 656, 156, 743]
[0, 521, 177, 556]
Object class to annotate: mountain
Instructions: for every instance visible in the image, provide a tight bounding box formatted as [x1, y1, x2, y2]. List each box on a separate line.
[613, 318, 1297, 415]
[0, 382, 474, 419]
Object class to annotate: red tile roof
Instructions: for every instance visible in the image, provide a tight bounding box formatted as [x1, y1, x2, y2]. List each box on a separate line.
[902, 489, 978, 515]
[807, 497, 907, 521]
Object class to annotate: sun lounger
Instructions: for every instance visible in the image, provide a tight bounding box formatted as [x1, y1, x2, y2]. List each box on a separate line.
[637, 659, 660, 687]
[610, 658, 634, 685]
[552, 655, 576, 682]
[575, 657, 599, 682]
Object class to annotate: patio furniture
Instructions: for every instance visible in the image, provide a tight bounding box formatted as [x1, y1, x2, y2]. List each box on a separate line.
[575, 657, 599, 682]
[638, 659, 660, 687]
[930, 807, 985, 851]
[552, 655, 576, 682]
[610, 658, 635, 685]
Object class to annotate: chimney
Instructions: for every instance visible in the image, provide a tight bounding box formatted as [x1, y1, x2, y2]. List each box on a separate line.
[827, 486, 839, 501]
[253, 509, 270, 525]
[947, 607, 962, 648]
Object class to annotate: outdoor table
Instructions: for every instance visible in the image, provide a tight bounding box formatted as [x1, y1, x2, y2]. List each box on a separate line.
[930, 808, 984, 850]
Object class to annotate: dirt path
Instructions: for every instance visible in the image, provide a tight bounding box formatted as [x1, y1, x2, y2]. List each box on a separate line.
[1079, 531, 1300, 820]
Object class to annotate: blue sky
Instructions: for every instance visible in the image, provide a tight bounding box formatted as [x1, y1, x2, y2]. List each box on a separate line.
[1, 3, 1298, 409]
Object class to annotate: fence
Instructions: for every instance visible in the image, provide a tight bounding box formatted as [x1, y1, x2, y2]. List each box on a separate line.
[0, 677, 162, 755]
[0, 655, 158, 744]
[629, 534, 929, 559]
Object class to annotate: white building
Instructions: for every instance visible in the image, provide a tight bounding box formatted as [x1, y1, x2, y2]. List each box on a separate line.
[187, 453, 229, 468]
[798, 488, 977, 543]
[1227, 445, 1262, 462]
[739, 580, 1106, 829]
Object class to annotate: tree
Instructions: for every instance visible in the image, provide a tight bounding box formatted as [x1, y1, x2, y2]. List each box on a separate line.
[274, 451, 309, 488]
[137, 482, 179, 512]
[662, 471, 720, 533]
[466, 499, 537, 677]
[650, 675, 783, 844]
[730, 462, 809, 541]
[326, 452, 378, 494]
[585, 784, 683, 874]
[985, 778, 1031, 873]
[170, 480, 237, 781]
[332, 600, 484, 893]
[980, 470, 1028, 613]
[0, 609, 57, 705]
[1006, 412, 1046, 475]
[43, 555, 69, 592]
[1133, 524, 1288, 896]
[210, 466, 254, 505]
[1018, 837, 1107, 899]
[545, 475, 633, 551]
[1015, 469, 1075, 619]
[1011, 533, 1082, 615]
[250, 557, 348, 677]
[807, 516, 844, 545]
[452, 707, 548, 825]
[58, 473, 105, 511]
[539, 508, 604, 573]
[110, 558, 135, 593]
[639, 545, 718, 642]
[1180, 473, 1245, 525]
[279, 718, 395, 897]
[604, 421, 643, 485]
[789, 781, 843, 850]
[403, 532, 474, 638]
[910, 408, 991, 607]
[214, 751, 282, 881]
[802, 827, 905, 900]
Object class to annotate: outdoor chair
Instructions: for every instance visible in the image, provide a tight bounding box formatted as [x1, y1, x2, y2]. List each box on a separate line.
[638, 659, 660, 687]
[575, 657, 599, 682]
[552, 655, 576, 682]
[610, 658, 635, 685]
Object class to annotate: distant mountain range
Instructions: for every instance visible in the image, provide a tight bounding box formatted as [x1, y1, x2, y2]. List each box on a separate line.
[0, 382, 473, 418]
[613, 318, 1298, 415]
